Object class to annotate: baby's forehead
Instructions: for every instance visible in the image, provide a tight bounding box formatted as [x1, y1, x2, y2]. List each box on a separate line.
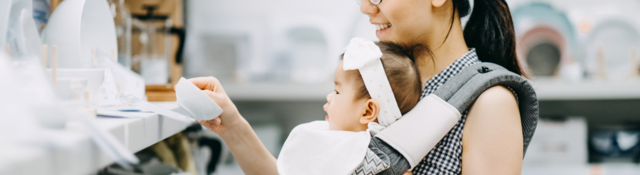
[335, 68, 360, 84]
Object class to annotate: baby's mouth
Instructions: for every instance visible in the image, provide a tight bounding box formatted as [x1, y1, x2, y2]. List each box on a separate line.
[325, 115, 329, 121]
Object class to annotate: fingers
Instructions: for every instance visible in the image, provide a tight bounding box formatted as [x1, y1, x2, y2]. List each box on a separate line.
[212, 117, 221, 126]
[188, 77, 225, 93]
[197, 118, 221, 130]
[202, 90, 227, 103]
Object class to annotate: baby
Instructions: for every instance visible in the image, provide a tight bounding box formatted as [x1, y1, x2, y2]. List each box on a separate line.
[277, 38, 422, 175]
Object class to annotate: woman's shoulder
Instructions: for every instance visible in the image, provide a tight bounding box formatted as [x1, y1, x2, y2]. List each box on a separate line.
[463, 85, 522, 147]
[467, 86, 519, 121]
[476, 86, 517, 106]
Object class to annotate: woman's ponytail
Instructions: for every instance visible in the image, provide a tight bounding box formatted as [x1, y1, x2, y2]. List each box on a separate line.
[460, 0, 525, 76]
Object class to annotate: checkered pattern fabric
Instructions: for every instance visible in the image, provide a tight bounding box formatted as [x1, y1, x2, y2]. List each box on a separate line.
[412, 49, 480, 175]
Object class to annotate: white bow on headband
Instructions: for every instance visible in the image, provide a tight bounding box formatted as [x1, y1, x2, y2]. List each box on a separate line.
[342, 38, 402, 129]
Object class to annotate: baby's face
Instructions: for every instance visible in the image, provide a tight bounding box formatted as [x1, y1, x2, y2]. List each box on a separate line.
[324, 61, 369, 132]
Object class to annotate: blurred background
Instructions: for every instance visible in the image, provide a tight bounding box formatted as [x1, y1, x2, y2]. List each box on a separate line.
[2, 0, 640, 174]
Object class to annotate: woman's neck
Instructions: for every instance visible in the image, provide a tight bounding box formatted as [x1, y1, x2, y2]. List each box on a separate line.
[415, 17, 469, 86]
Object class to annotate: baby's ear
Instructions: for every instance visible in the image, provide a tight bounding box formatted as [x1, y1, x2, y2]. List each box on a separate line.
[359, 99, 380, 124]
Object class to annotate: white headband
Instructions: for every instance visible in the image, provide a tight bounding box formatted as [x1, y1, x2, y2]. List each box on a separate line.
[342, 38, 402, 127]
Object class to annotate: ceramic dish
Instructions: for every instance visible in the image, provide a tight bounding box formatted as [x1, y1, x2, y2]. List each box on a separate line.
[46, 68, 105, 104]
[512, 3, 578, 78]
[5, 0, 41, 59]
[0, 0, 12, 48]
[43, 0, 117, 68]
[585, 20, 640, 81]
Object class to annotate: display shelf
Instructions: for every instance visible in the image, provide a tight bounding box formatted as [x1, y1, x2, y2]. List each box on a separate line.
[221, 79, 640, 101]
[224, 83, 334, 101]
[0, 102, 194, 175]
[533, 79, 640, 101]
[522, 163, 640, 175]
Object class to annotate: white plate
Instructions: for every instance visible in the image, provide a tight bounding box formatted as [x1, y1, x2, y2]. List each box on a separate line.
[0, 0, 12, 48]
[43, 0, 117, 68]
[585, 20, 640, 80]
[4, 0, 41, 59]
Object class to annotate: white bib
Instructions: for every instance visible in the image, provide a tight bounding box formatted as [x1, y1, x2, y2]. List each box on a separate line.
[277, 121, 371, 175]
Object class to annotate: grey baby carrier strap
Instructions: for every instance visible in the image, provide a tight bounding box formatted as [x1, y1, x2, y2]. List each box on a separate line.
[368, 62, 539, 175]
[432, 62, 539, 154]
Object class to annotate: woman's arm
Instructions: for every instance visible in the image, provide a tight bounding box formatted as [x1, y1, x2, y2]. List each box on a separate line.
[461, 86, 523, 175]
[188, 77, 278, 175]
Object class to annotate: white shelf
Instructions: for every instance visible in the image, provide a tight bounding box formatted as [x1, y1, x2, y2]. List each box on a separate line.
[224, 83, 334, 101]
[522, 163, 640, 175]
[533, 79, 640, 101]
[0, 102, 194, 175]
[222, 80, 640, 101]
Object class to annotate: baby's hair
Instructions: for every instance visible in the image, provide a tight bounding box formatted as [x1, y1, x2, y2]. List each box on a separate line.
[344, 42, 422, 115]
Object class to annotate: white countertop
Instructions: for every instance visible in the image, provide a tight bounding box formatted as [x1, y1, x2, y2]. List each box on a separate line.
[0, 102, 194, 175]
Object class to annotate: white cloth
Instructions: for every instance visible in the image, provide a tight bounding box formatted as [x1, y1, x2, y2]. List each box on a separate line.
[277, 121, 371, 175]
[342, 38, 403, 127]
[175, 77, 223, 121]
[375, 94, 462, 169]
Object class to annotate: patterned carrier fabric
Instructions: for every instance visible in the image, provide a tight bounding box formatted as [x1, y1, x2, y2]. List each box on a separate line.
[412, 49, 480, 175]
[352, 49, 480, 175]
[352, 149, 390, 175]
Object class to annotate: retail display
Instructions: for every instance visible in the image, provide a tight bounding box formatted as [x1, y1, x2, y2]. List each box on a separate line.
[512, 3, 579, 79]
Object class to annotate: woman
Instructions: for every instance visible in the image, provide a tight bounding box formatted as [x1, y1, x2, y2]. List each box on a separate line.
[194, 0, 530, 174]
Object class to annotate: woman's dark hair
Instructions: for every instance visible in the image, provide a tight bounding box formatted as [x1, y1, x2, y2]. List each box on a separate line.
[449, 0, 525, 76]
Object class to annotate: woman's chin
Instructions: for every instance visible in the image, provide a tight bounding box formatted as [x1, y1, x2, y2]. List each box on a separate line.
[375, 27, 391, 41]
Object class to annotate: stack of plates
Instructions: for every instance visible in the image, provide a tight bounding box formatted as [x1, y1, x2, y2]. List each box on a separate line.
[512, 3, 578, 78]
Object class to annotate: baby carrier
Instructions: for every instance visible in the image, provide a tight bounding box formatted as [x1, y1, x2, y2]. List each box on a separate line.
[359, 62, 539, 175]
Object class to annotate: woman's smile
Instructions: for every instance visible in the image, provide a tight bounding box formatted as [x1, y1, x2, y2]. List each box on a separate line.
[374, 23, 392, 39]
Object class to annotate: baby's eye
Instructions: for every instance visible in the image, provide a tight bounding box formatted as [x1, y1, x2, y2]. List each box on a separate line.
[334, 90, 339, 94]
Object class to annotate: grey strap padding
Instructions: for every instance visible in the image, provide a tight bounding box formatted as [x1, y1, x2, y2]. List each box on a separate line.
[356, 62, 539, 175]
[432, 62, 539, 154]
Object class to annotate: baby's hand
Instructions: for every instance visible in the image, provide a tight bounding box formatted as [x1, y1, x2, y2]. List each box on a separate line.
[402, 171, 413, 175]
[182, 77, 241, 135]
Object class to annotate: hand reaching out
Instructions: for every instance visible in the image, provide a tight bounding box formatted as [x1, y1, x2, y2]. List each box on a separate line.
[180, 77, 241, 135]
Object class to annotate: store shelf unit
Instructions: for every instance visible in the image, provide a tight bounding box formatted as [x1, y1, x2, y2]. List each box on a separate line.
[0, 102, 193, 175]
[533, 79, 640, 101]
[224, 83, 334, 101]
[219, 79, 640, 102]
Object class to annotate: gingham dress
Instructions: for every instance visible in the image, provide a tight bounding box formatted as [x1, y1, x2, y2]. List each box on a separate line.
[411, 49, 480, 175]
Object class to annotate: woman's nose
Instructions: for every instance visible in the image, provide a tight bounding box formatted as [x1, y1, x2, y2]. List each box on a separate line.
[360, 0, 379, 17]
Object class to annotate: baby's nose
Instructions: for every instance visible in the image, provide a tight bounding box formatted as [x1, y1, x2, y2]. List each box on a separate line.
[323, 103, 328, 112]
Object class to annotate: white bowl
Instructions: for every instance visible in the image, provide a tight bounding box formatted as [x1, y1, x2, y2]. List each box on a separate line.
[55, 77, 88, 100]
[47, 68, 105, 104]
[43, 0, 117, 68]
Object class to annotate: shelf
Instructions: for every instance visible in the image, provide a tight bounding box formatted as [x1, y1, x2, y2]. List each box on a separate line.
[223, 83, 334, 101]
[221, 79, 640, 101]
[0, 102, 194, 175]
[522, 163, 640, 175]
[533, 79, 640, 101]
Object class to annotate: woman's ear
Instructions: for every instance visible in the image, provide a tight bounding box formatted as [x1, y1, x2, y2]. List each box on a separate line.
[360, 99, 380, 124]
[432, 0, 447, 8]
